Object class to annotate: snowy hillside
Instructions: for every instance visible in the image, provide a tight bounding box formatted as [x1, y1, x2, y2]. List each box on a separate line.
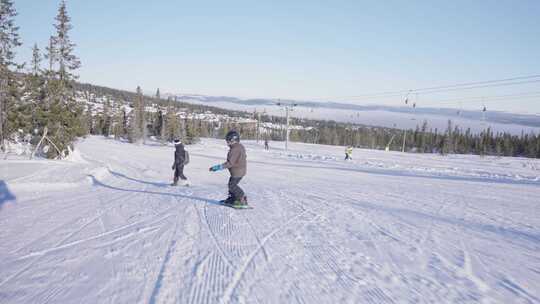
[1, 137, 540, 303]
[168, 95, 540, 135]
[77, 89, 540, 136]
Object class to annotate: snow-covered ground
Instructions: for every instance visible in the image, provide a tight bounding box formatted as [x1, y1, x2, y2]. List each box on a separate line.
[1, 136, 539, 304]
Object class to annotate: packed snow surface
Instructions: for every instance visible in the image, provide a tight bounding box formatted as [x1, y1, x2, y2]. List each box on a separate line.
[1, 136, 540, 304]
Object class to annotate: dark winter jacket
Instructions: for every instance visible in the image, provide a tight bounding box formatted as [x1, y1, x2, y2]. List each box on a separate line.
[173, 143, 186, 167]
[222, 143, 247, 177]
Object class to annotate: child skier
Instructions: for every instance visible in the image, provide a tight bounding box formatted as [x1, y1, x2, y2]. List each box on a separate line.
[209, 130, 248, 207]
[171, 139, 190, 186]
[345, 146, 353, 160]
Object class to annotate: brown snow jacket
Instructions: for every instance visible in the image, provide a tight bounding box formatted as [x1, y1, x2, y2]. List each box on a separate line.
[222, 143, 247, 177]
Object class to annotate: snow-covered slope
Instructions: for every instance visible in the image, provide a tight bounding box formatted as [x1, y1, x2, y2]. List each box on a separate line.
[1, 137, 539, 303]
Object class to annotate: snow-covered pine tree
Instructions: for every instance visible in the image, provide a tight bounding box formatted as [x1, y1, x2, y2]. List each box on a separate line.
[0, 0, 22, 152]
[39, 0, 84, 158]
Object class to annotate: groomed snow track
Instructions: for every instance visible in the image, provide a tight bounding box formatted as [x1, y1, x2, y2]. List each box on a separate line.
[1, 136, 539, 303]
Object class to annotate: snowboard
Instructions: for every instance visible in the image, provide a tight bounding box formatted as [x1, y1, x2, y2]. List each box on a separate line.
[218, 200, 253, 209]
[170, 182, 191, 187]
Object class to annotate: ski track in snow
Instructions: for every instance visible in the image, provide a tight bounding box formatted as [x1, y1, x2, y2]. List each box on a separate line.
[1, 136, 539, 304]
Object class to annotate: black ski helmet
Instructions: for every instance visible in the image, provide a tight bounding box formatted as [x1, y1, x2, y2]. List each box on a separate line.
[225, 130, 240, 143]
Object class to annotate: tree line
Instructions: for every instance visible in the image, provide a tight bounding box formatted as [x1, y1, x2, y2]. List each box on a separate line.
[288, 119, 540, 158]
[1, 0, 85, 158]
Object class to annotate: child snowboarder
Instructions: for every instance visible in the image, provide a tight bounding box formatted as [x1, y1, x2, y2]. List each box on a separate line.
[209, 130, 248, 207]
[171, 139, 190, 186]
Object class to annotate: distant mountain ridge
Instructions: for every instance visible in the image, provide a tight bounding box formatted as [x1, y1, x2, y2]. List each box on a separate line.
[164, 93, 540, 128]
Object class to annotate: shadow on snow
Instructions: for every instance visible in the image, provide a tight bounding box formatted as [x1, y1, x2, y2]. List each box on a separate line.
[0, 180, 16, 211]
[87, 175, 223, 207]
[108, 170, 171, 188]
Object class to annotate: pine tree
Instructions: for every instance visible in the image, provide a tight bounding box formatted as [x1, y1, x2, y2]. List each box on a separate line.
[0, 0, 22, 151]
[442, 120, 453, 155]
[102, 97, 112, 136]
[26, 44, 47, 138]
[184, 118, 201, 144]
[52, 0, 81, 90]
[44, 36, 57, 109]
[140, 86, 147, 143]
[30, 44, 42, 76]
[37, 0, 84, 158]
[160, 96, 170, 141]
[164, 98, 180, 142]
[129, 86, 144, 143]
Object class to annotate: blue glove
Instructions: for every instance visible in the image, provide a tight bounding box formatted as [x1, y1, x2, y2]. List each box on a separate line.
[209, 164, 224, 172]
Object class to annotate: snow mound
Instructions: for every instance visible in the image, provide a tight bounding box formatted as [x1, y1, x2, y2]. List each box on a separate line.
[87, 166, 112, 181]
[4, 140, 33, 157]
[65, 147, 88, 164]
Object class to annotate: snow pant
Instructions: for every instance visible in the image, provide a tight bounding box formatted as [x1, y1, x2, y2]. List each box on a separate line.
[345, 154, 351, 160]
[228, 177, 245, 200]
[174, 164, 187, 183]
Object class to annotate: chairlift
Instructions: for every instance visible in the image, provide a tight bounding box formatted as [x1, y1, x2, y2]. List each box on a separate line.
[403, 89, 413, 105]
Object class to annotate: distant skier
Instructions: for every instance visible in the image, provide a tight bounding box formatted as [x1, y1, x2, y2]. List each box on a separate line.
[264, 137, 269, 150]
[345, 146, 353, 160]
[209, 130, 248, 207]
[171, 139, 190, 186]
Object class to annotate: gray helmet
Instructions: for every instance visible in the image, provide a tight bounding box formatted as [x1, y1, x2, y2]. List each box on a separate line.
[225, 130, 240, 143]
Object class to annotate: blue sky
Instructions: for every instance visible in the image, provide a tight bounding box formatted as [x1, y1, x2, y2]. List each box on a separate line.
[14, 0, 540, 113]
